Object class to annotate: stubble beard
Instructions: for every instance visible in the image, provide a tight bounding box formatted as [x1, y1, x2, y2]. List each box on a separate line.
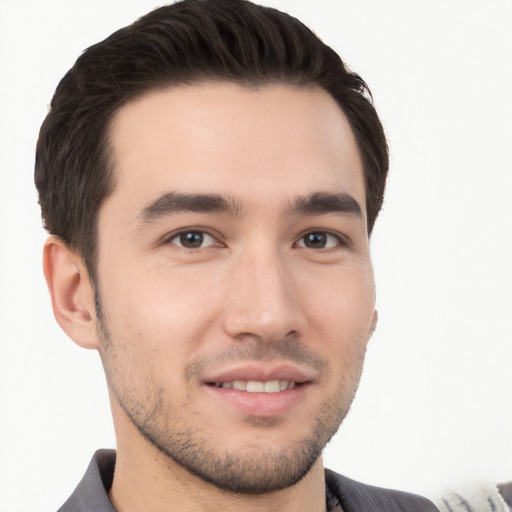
[130, 397, 347, 494]
[95, 292, 365, 495]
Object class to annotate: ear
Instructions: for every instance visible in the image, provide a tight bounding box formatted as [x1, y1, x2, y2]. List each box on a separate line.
[369, 310, 378, 337]
[43, 236, 99, 349]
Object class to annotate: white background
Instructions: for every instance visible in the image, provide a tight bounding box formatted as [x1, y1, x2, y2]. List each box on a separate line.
[0, 1, 511, 511]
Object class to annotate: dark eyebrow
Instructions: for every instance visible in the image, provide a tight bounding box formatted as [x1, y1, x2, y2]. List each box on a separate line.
[136, 191, 243, 224]
[290, 192, 363, 218]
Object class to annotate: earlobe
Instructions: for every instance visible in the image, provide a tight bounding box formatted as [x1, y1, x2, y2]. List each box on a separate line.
[43, 237, 99, 349]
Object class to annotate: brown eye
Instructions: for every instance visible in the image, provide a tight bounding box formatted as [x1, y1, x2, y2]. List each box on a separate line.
[298, 232, 339, 249]
[170, 231, 216, 248]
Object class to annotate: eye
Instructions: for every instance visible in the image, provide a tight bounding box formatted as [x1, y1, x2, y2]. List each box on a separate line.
[297, 232, 341, 249]
[169, 231, 217, 249]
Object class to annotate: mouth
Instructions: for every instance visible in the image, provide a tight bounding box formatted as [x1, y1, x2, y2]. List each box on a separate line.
[205, 378, 310, 417]
[207, 380, 301, 392]
[201, 363, 315, 416]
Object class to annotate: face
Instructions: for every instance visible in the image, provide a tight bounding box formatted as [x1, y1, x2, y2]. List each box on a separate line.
[95, 82, 376, 493]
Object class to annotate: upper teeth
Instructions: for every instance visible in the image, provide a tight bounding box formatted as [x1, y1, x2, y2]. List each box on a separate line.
[215, 380, 296, 392]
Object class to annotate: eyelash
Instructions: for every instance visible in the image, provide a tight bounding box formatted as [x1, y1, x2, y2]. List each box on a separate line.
[166, 229, 349, 251]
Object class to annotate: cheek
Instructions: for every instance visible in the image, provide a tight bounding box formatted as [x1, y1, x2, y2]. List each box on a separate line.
[97, 257, 227, 370]
[302, 265, 375, 373]
[304, 264, 376, 332]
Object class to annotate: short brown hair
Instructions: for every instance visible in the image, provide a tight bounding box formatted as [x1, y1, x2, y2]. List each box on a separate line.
[35, 0, 388, 281]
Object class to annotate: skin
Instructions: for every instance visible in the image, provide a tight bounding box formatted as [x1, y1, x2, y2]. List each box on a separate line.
[44, 82, 377, 512]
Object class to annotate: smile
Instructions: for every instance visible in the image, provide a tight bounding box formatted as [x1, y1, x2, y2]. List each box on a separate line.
[209, 380, 298, 392]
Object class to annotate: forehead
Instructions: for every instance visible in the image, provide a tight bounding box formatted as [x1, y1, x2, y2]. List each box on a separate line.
[105, 82, 365, 221]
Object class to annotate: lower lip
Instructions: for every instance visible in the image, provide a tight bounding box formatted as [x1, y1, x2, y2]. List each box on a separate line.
[205, 384, 310, 417]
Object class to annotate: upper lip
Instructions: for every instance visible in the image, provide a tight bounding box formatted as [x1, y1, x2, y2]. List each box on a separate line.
[201, 363, 317, 385]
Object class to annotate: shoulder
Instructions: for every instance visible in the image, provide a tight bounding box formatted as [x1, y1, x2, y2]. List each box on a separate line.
[325, 469, 439, 512]
[58, 450, 116, 512]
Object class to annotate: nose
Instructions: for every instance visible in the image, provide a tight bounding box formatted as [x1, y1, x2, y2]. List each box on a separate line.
[222, 248, 306, 344]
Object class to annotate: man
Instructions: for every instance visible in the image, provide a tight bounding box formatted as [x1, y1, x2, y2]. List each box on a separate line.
[35, 0, 439, 510]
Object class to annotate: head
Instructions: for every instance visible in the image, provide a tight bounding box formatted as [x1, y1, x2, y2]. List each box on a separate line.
[37, 0, 388, 497]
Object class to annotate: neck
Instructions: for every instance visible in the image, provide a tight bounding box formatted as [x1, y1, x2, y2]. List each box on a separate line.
[109, 417, 327, 512]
